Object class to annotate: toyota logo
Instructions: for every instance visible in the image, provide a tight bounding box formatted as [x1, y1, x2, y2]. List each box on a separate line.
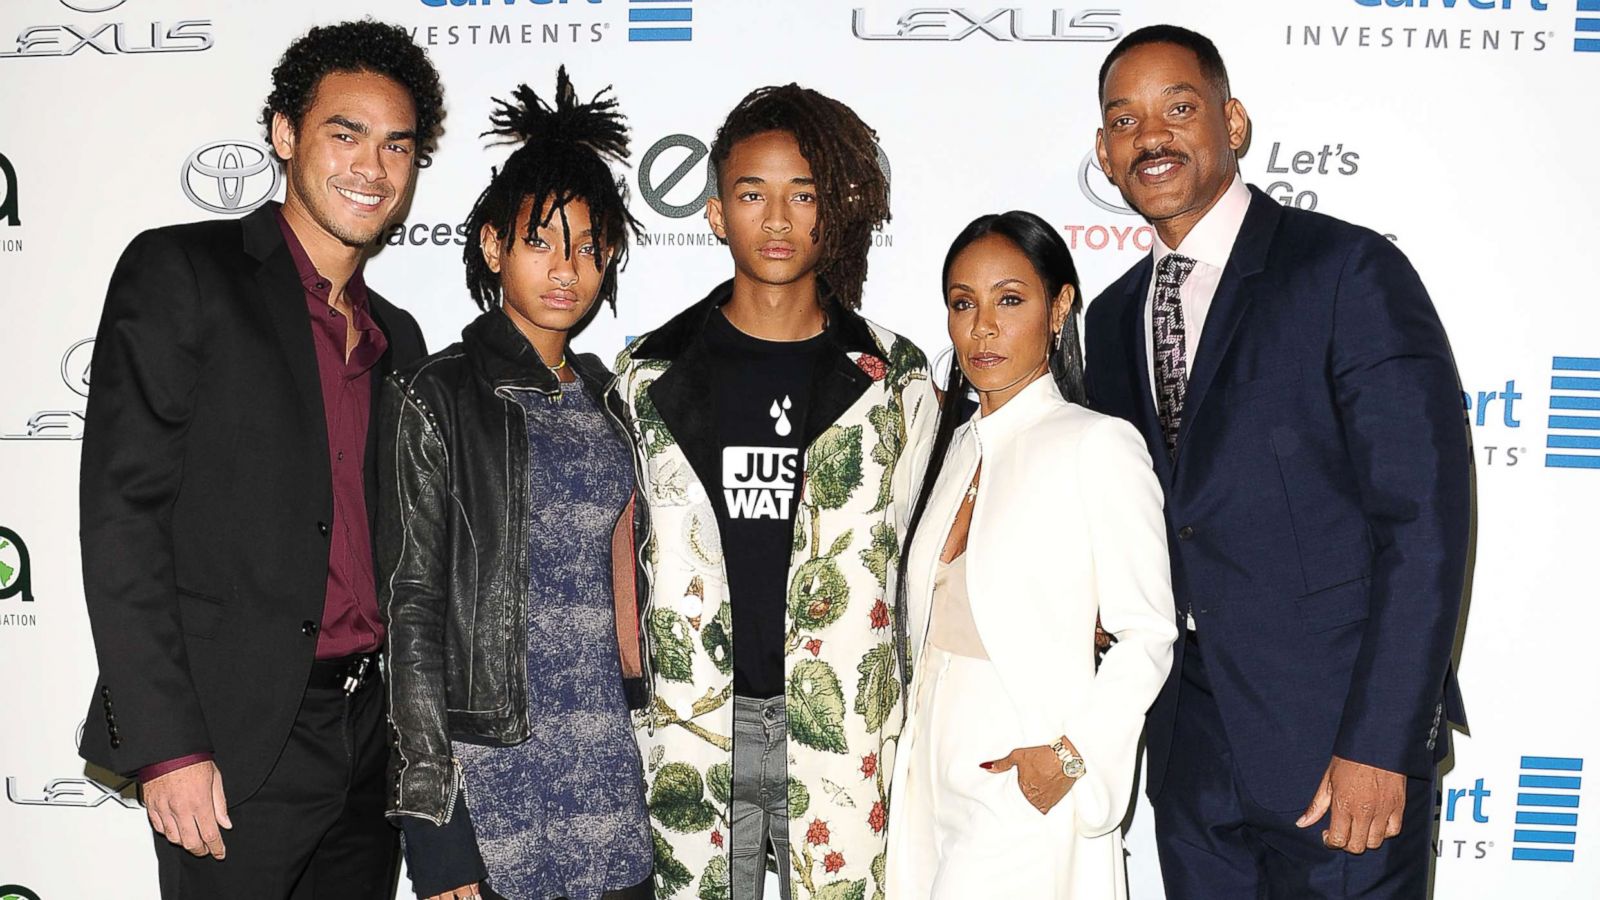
[61, 338, 94, 399]
[181, 140, 281, 216]
[1077, 150, 1136, 217]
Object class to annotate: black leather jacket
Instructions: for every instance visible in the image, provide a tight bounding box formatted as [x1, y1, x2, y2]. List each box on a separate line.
[377, 310, 649, 824]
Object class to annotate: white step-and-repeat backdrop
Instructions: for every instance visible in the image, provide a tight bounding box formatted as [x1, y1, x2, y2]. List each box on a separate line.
[2, 1, 1596, 897]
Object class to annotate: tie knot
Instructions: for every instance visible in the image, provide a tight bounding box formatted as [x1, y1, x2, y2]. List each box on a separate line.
[1157, 253, 1197, 288]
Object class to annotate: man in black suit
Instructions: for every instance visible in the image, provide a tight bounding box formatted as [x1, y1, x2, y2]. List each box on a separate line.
[1083, 25, 1469, 900]
[77, 21, 442, 899]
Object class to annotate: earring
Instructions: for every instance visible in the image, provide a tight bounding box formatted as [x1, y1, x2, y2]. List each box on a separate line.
[1052, 328, 1063, 352]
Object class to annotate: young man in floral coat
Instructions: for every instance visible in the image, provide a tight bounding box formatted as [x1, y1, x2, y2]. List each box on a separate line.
[612, 85, 936, 900]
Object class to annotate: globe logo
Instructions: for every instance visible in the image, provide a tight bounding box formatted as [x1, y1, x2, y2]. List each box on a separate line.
[181, 140, 281, 216]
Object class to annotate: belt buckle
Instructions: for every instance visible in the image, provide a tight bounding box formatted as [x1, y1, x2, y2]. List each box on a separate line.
[341, 656, 371, 695]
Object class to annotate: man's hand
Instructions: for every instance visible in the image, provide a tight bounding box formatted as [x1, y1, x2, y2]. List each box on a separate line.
[1296, 755, 1406, 855]
[143, 760, 231, 859]
[425, 885, 480, 900]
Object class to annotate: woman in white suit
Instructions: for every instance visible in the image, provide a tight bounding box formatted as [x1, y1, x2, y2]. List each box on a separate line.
[885, 211, 1178, 899]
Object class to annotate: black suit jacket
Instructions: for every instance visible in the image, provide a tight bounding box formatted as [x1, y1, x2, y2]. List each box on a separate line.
[1085, 186, 1470, 811]
[77, 202, 427, 801]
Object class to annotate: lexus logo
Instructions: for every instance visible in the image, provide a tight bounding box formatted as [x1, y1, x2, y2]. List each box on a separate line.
[1078, 150, 1136, 216]
[181, 140, 280, 215]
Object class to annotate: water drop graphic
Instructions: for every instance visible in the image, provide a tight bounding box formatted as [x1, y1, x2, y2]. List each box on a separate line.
[772, 395, 794, 436]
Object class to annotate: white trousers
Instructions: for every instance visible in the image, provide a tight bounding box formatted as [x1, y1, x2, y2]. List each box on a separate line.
[886, 646, 1127, 900]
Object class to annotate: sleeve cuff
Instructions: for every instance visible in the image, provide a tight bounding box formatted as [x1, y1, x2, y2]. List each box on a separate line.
[400, 792, 488, 898]
[138, 752, 213, 784]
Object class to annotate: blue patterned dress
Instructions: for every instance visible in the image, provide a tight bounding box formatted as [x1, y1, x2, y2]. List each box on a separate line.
[453, 384, 652, 899]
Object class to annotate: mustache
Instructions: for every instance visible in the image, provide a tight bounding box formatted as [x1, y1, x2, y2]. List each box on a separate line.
[1130, 148, 1190, 176]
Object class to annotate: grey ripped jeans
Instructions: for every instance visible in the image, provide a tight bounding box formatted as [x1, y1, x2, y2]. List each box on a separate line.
[731, 694, 791, 900]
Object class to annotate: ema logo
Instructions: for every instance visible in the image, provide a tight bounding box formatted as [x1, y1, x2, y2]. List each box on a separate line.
[1580, 0, 1600, 52]
[0, 526, 33, 603]
[628, 0, 692, 41]
[0, 151, 17, 226]
[1511, 756, 1581, 862]
[0, 886, 42, 900]
[1543, 357, 1600, 469]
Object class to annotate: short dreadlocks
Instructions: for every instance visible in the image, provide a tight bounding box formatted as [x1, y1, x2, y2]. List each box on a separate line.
[462, 66, 642, 314]
[709, 85, 890, 310]
[261, 19, 445, 167]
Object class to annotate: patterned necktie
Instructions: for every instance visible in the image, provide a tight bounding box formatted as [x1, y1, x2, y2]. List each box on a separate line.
[1152, 253, 1197, 457]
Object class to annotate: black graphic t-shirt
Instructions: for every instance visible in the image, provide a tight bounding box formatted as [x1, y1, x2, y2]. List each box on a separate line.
[706, 310, 827, 699]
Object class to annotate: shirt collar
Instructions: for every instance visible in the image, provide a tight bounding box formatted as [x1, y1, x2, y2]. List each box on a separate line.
[275, 208, 370, 310]
[1151, 171, 1251, 271]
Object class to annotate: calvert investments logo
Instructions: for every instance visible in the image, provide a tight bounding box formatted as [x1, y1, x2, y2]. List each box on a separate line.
[1543, 356, 1600, 469]
[2, 337, 93, 441]
[0, 0, 212, 59]
[1283, 0, 1556, 53]
[181, 140, 280, 216]
[851, 7, 1122, 42]
[628, 0, 692, 42]
[1511, 756, 1582, 862]
[410, 0, 608, 48]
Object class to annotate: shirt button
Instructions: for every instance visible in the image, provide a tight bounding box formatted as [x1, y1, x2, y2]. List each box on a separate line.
[302, 620, 319, 636]
[1178, 525, 1195, 540]
[337, 451, 345, 462]
[317, 521, 329, 536]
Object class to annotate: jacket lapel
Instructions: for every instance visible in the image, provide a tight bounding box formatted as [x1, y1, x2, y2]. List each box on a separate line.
[243, 205, 330, 475]
[802, 300, 878, 447]
[1175, 187, 1282, 460]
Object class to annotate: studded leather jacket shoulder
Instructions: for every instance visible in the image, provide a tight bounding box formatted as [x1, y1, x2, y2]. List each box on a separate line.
[376, 310, 649, 824]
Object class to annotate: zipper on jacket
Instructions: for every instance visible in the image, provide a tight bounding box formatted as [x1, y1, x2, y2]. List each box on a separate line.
[603, 373, 658, 733]
[495, 385, 547, 734]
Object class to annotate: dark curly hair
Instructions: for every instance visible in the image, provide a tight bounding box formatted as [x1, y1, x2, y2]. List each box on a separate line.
[709, 84, 891, 310]
[261, 19, 445, 167]
[463, 66, 642, 315]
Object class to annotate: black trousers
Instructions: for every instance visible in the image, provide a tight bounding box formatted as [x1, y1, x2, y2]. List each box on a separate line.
[154, 673, 399, 900]
[1153, 631, 1435, 900]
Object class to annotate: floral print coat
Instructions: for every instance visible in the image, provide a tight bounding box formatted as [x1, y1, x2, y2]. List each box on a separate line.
[611, 284, 936, 900]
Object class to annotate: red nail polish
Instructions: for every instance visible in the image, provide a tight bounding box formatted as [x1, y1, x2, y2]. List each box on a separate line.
[979, 762, 993, 770]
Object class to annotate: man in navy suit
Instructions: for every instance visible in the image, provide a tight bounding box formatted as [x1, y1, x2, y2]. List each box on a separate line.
[1082, 25, 1470, 899]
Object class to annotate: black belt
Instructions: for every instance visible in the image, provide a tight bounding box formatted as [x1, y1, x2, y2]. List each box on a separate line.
[308, 651, 380, 695]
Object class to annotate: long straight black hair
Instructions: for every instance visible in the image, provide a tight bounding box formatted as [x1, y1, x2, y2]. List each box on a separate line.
[892, 211, 1085, 688]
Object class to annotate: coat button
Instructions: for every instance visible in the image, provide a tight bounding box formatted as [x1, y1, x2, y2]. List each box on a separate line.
[101, 686, 111, 699]
[110, 736, 122, 749]
[317, 521, 329, 536]
[1177, 525, 1195, 540]
[302, 620, 319, 636]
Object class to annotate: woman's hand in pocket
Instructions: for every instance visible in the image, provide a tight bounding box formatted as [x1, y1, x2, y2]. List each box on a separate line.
[426, 884, 480, 900]
[981, 745, 1074, 814]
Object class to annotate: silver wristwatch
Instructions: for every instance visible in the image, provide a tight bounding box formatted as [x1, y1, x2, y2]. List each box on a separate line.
[1051, 738, 1086, 779]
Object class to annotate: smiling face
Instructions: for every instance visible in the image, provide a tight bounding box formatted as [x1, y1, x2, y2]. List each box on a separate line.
[481, 196, 608, 347]
[705, 129, 826, 292]
[271, 69, 418, 248]
[945, 233, 1072, 413]
[1095, 42, 1248, 247]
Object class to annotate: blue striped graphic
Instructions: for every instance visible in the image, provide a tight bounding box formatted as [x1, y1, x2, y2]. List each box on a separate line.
[628, 0, 692, 42]
[1578, 19, 1600, 32]
[1584, 0, 1600, 50]
[1513, 757, 1582, 863]
[1578, 38, 1600, 52]
[1580, 0, 1600, 12]
[1522, 775, 1584, 790]
[1514, 847, 1577, 862]
[1518, 812, 1579, 826]
[1546, 359, 1600, 468]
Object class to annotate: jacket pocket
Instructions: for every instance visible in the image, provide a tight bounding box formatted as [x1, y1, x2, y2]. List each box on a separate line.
[176, 586, 225, 638]
[1294, 575, 1370, 634]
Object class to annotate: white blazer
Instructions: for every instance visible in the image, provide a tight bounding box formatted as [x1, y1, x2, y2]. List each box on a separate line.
[892, 375, 1178, 837]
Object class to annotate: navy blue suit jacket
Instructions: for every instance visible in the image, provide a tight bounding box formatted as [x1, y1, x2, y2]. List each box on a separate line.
[1084, 186, 1471, 812]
